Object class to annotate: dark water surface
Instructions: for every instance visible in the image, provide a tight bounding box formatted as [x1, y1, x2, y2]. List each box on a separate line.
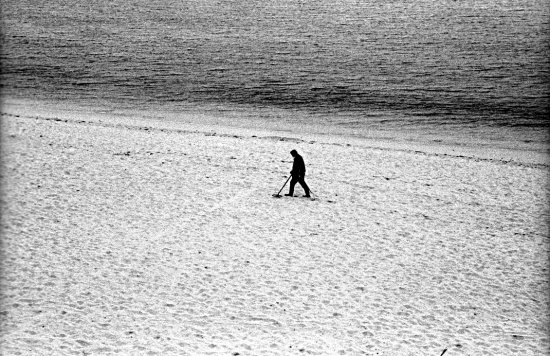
[2, 0, 549, 133]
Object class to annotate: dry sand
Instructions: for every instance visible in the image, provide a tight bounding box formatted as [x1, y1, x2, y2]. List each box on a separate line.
[1, 103, 549, 355]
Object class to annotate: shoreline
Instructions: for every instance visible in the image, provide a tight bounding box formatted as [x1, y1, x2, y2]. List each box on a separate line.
[2, 97, 548, 168]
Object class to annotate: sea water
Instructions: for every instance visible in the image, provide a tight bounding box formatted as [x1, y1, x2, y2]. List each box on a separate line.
[1, 0, 549, 141]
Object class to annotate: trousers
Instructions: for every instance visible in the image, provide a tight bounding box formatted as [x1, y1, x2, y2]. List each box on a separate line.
[288, 174, 310, 196]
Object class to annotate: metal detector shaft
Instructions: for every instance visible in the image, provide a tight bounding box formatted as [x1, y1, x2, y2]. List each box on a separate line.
[274, 176, 291, 197]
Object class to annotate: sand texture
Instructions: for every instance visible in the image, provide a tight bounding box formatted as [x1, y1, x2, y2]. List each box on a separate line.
[1, 110, 549, 355]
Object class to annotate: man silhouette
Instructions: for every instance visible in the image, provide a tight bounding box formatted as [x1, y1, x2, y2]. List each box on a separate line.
[286, 149, 310, 197]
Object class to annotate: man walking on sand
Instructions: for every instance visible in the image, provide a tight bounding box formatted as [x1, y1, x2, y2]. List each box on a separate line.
[286, 149, 310, 197]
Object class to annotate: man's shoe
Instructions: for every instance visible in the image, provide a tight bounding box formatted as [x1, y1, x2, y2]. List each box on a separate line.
[304, 194, 311, 198]
[285, 193, 293, 196]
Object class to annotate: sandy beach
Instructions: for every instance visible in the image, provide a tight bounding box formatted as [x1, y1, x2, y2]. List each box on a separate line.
[1, 103, 548, 355]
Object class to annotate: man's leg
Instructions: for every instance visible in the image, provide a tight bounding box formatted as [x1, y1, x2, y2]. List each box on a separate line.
[286, 176, 298, 196]
[299, 176, 310, 196]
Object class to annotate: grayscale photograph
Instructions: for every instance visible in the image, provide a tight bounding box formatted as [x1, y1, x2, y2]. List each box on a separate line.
[1, 0, 548, 354]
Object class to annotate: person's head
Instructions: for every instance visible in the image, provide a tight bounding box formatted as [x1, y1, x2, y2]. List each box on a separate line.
[290, 149, 298, 157]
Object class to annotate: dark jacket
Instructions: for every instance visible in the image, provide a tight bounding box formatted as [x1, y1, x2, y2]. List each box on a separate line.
[291, 154, 306, 177]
